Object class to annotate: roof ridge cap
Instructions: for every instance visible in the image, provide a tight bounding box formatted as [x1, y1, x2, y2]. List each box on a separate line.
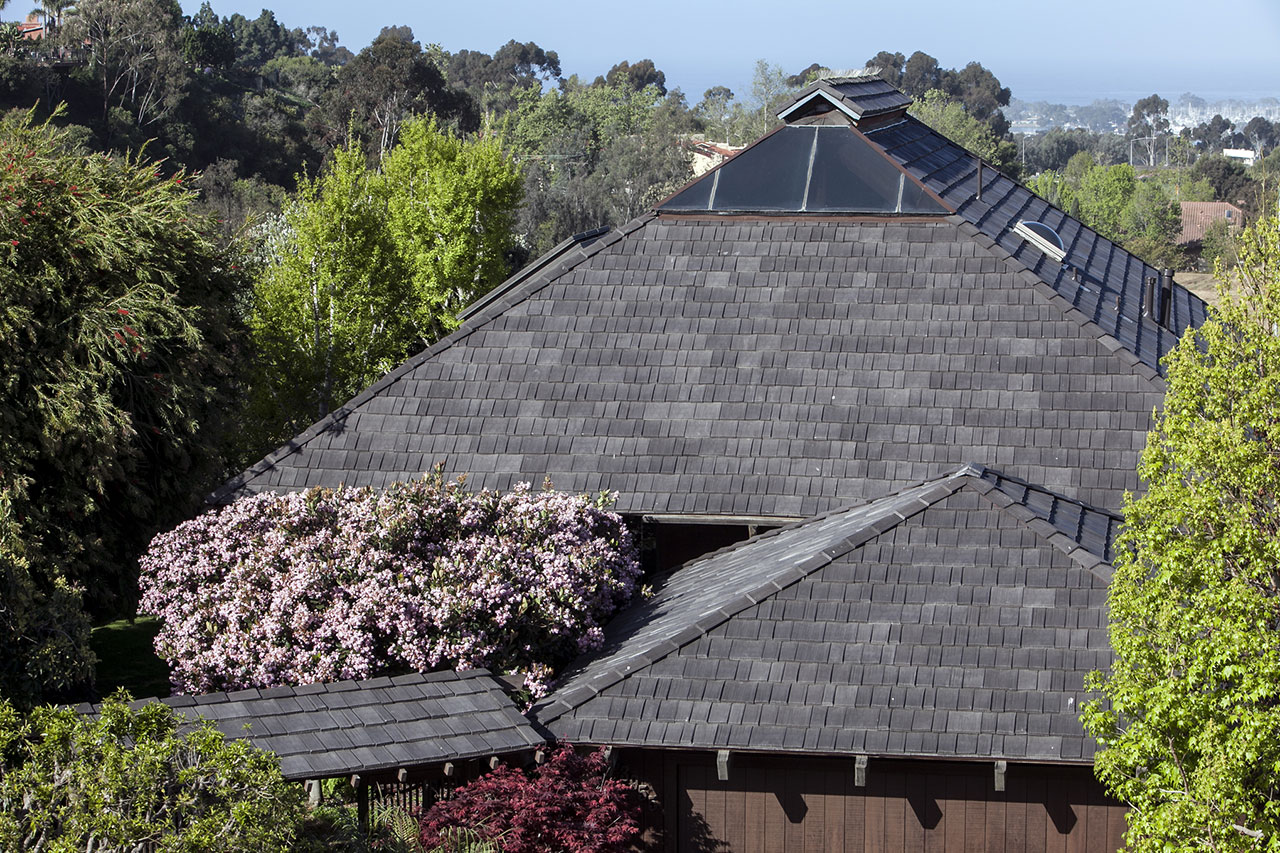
[965, 467, 1119, 583]
[533, 466, 974, 725]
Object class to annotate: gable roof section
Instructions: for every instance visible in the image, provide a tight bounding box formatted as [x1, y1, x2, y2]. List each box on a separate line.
[535, 464, 1117, 764]
[1178, 200, 1244, 244]
[216, 81, 1203, 516]
[217, 212, 1169, 513]
[81, 669, 545, 781]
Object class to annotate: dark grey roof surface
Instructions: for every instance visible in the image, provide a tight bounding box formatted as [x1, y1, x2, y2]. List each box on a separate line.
[216, 82, 1208, 518]
[535, 464, 1116, 764]
[217, 212, 1167, 514]
[81, 670, 544, 780]
[865, 115, 1208, 374]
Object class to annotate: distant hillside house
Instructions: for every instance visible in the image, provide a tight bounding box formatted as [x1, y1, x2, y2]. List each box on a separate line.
[1178, 200, 1245, 245]
[688, 139, 744, 177]
[219, 75, 1208, 852]
[16, 12, 46, 40]
[1222, 147, 1258, 167]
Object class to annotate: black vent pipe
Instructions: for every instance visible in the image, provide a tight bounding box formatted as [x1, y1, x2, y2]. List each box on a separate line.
[1159, 268, 1174, 327]
[1142, 276, 1158, 319]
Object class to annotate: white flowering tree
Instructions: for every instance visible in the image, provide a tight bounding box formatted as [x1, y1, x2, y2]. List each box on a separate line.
[139, 475, 640, 697]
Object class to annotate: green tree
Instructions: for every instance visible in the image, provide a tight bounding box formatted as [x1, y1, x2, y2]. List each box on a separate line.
[445, 39, 560, 120]
[250, 118, 521, 443]
[64, 0, 190, 149]
[695, 84, 736, 144]
[910, 89, 1016, 173]
[0, 695, 304, 851]
[381, 117, 522, 341]
[1083, 217, 1280, 852]
[941, 60, 1010, 138]
[900, 50, 941, 97]
[311, 26, 476, 155]
[225, 8, 304, 71]
[249, 137, 409, 439]
[1075, 161, 1136, 241]
[865, 50, 905, 87]
[596, 58, 666, 95]
[0, 503, 93, 709]
[0, 108, 244, 622]
[1128, 94, 1171, 166]
[181, 1, 233, 69]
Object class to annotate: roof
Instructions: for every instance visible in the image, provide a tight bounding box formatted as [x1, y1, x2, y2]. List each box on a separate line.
[862, 118, 1207, 371]
[80, 669, 545, 780]
[216, 81, 1206, 518]
[778, 76, 913, 124]
[534, 464, 1117, 764]
[1177, 201, 1244, 244]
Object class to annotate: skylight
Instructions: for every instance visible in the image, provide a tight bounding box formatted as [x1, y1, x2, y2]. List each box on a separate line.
[1012, 220, 1067, 262]
[659, 126, 948, 215]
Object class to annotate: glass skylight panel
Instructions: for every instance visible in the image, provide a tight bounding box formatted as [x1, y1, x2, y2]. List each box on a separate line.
[1013, 220, 1067, 262]
[660, 171, 715, 210]
[657, 125, 948, 214]
[806, 128, 900, 212]
[709, 127, 813, 211]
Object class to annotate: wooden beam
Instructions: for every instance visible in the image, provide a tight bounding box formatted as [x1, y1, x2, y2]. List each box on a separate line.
[534, 748, 547, 765]
[994, 760, 1007, 792]
[397, 768, 409, 783]
[854, 755, 868, 788]
[489, 756, 502, 770]
[716, 749, 731, 782]
[443, 762, 456, 778]
[356, 782, 369, 831]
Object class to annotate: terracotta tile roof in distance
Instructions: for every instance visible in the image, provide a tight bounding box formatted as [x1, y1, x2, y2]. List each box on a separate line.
[535, 464, 1118, 763]
[1177, 201, 1244, 244]
[214, 79, 1205, 516]
[79, 670, 545, 781]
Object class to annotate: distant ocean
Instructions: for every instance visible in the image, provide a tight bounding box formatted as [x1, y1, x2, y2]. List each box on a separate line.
[1013, 88, 1278, 107]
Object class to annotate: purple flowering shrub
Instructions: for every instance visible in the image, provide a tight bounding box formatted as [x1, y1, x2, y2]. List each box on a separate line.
[138, 476, 639, 696]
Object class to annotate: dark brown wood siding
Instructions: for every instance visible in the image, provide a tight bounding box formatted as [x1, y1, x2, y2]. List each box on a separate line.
[615, 749, 1125, 853]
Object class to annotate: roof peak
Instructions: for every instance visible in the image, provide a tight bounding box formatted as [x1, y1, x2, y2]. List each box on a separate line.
[777, 76, 913, 126]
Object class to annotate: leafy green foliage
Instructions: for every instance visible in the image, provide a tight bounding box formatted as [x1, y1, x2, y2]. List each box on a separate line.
[249, 118, 520, 444]
[1028, 153, 1183, 268]
[311, 27, 477, 155]
[382, 117, 522, 341]
[0, 108, 244, 619]
[0, 506, 93, 709]
[249, 136, 409, 439]
[910, 89, 1017, 174]
[0, 695, 304, 851]
[1083, 218, 1280, 851]
[510, 79, 691, 254]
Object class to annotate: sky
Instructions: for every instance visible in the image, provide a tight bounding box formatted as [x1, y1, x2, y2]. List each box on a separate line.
[181, 0, 1280, 107]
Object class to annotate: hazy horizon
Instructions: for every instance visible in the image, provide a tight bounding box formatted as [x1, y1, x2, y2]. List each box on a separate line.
[178, 0, 1279, 112]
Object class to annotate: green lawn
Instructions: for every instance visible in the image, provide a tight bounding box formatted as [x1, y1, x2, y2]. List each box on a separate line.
[90, 616, 172, 700]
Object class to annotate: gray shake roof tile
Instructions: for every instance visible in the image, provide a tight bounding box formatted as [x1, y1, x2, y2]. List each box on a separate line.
[215, 86, 1196, 517]
[88, 670, 544, 781]
[535, 464, 1118, 764]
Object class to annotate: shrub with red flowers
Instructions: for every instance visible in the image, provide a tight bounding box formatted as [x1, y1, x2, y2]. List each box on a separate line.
[138, 474, 639, 696]
[418, 745, 644, 853]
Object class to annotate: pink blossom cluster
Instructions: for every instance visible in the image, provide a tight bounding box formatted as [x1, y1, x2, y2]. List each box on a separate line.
[138, 477, 639, 697]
